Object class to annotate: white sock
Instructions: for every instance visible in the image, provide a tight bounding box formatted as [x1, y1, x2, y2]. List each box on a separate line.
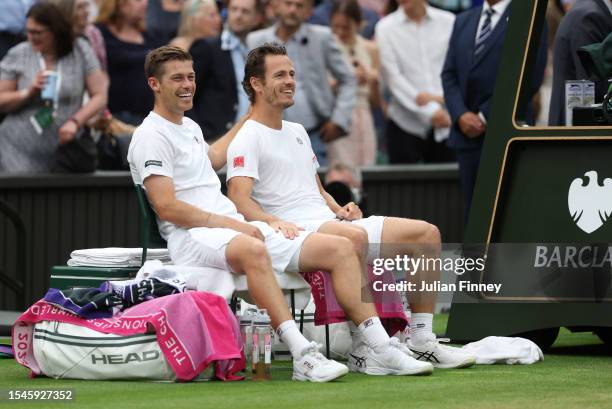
[409, 313, 434, 345]
[276, 320, 311, 360]
[358, 316, 390, 353]
[348, 321, 363, 350]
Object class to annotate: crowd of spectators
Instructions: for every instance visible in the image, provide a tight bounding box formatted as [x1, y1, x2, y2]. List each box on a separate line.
[0, 0, 610, 215]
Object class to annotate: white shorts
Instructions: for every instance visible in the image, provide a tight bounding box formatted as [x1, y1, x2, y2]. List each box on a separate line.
[296, 216, 386, 263]
[167, 221, 311, 274]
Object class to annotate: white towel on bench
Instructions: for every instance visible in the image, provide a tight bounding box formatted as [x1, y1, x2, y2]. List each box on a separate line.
[67, 248, 171, 267]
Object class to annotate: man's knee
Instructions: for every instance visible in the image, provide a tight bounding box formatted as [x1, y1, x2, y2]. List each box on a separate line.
[346, 226, 369, 257]
[329, 236, 358, 263]
[418, 222, 440, 244]
[228, 235, 270, 271]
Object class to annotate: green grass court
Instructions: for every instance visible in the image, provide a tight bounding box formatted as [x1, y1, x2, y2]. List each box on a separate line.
[1, 315, 611, 409]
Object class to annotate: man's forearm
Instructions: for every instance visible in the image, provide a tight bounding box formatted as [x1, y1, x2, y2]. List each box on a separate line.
[322, 191, 342, 214]
[233, 196, 278, 224]
[156, 198, 239, 230]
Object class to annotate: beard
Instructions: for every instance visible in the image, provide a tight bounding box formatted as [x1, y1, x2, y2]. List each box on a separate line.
[265, 88, 294, 109]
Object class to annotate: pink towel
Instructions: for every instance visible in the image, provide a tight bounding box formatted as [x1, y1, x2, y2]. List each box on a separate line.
[301, 267, 408, 336]
[13, 292, 245, 381]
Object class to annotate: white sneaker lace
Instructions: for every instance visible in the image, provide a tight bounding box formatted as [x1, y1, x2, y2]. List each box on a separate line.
[389, 337, 416, 357]
[302, 341, 327, 362]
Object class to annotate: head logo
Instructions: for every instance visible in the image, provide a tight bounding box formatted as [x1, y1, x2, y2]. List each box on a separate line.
[568, 170, 612, 234]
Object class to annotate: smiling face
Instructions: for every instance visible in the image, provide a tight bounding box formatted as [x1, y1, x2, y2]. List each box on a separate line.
[26, 17, 54, 54]
[252, 54, 296, 110]
[149, 59, 196, 115]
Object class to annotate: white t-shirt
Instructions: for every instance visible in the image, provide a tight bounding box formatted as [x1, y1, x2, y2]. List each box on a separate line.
[226, 119, 335, 222]
[128, 111, 243, 239]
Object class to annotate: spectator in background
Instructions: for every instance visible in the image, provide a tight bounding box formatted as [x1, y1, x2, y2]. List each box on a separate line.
[96, 0, 159, 125]
[328, 0, 379, 167]
[548, 0, 612, 126]
[358, 0, 388, 16]
[50, 0, 108, 69]
[0, 2, 107, 173]
[442, 0, 546, 219]
[376, 0, 454, 164]
[0, 1, 35, 61]
[325, 161, 364, 211]
[247, 0, 356, 166]
[170, 0, 222, 51]
[309, 0, 379, 39]
[189, 0, 262, 140]
[146, 0, 183, 45]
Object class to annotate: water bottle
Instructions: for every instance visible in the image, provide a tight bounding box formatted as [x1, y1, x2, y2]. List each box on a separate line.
[239, 306, 258, 364]
[252, 309, 272, 381]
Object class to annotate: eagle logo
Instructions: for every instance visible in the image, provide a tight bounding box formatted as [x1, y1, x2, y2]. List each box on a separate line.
[568, 171, 612, 234]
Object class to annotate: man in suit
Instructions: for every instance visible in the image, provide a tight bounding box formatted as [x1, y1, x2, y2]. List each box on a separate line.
[548, 0, 612, 126]
[441, 0, 546, 220]
[189, 0, 264, 141]
[247, 0, 357, 166]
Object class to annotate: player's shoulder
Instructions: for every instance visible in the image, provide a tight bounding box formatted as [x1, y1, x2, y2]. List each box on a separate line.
[376, 9, 402, 32]
[232, 119, 263, 146]
[282, 120, 308, 135]
[428, 5, 456, 24]
[131, 114, 174, 149]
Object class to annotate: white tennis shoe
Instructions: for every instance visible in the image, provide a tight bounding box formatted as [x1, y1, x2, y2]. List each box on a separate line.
[292, 342, 349, 382]
[348, 338, 434, 376]
[407, 335, 476, 369]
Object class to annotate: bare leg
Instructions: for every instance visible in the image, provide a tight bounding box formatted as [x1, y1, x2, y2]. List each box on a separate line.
[380, 217, 441, 313]
[298, 232, 376, 326]
[225, 234, 292, 328]
[318, 221, 369, 264]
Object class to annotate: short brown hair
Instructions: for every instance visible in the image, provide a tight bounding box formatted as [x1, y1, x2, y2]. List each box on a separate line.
[242, 43, 287, 103]
[144, 46, 193, 79]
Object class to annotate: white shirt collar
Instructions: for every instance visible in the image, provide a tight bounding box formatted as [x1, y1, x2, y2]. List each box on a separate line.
[396, 5, 433, 24]
[483, 0, 512, 17]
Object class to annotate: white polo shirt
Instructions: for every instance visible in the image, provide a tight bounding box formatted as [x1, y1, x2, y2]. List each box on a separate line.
[226, 119, 335, 222]
[128, 111, 243, 240]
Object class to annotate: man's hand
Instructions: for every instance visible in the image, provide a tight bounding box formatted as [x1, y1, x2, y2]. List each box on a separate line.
[416, 92, 445, 106]
[458, 112, 485, 138]
[319, 121, 345, 143]
[228, 219, 265, 241]
[336, 202, 362, 221]
[268, 220, 304, 240]
[431, 109, 451, 128]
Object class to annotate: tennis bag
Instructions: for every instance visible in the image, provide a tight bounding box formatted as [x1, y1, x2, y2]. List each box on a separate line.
[13, 292, 245, 381]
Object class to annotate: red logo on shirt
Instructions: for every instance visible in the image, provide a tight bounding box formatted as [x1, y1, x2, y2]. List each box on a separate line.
[233, 156, 245, 168]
